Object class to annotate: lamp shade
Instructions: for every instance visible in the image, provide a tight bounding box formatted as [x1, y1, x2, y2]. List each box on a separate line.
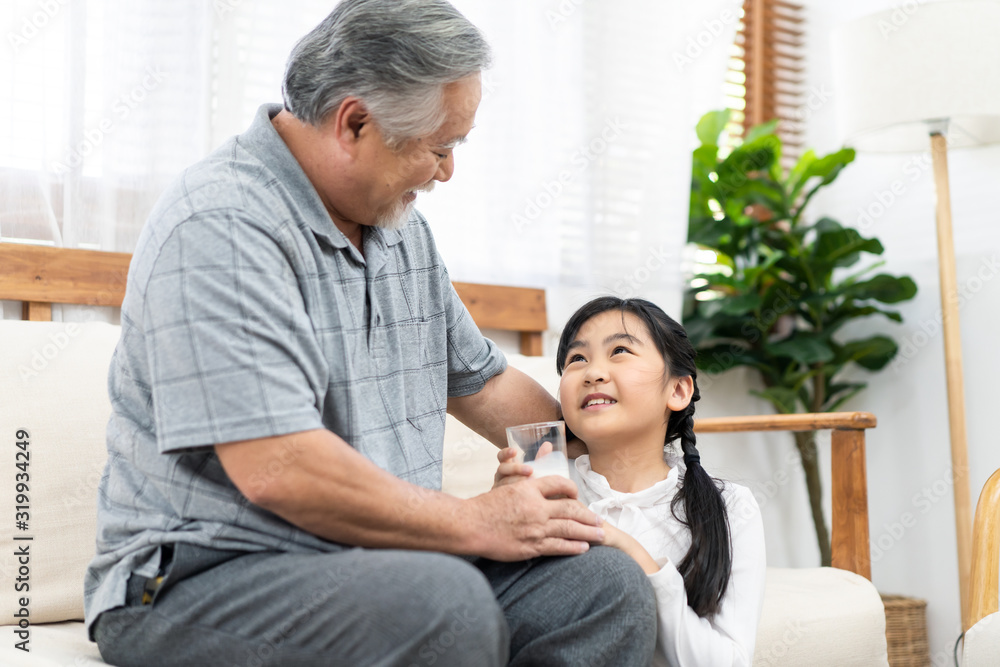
[832, 0, 1000, 152]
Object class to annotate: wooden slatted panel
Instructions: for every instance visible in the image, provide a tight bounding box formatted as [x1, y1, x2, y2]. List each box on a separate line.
[729, 0, 806, 168]
[0, 244, 131, 310]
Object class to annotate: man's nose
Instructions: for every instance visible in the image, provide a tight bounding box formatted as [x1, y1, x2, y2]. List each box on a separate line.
[434, 153, 455, 182]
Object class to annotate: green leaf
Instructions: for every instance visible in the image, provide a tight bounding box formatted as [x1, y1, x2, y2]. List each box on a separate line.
[813, 226, 884, 271]
[837, 335, 899, 370]
[694, 345, 761, 374]
[743, 119, 779, 145]
[824, 383, 868, 412]
[845, 274, 918, 304]
[765, 334, 835, 365]
[825, 305, 903, 334]
[719, 292, 763, 315]
[696, 110, 731, 146]
[789, 148, 856, 202]
[750, 387, 800, 414]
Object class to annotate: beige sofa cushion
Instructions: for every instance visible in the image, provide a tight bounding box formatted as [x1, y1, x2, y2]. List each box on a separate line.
[755, 567, 888, 666]
[0, 322, 120, 624]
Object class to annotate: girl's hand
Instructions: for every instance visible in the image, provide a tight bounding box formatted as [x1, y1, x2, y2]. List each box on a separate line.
[493, 447, 533, 488]
[598, 519, 661, 574]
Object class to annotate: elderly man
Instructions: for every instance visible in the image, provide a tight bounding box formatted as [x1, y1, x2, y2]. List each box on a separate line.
[84, 1, 656, 665]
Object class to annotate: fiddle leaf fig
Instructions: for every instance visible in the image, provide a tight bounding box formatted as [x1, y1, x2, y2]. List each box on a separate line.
[683, 110, 918, 566]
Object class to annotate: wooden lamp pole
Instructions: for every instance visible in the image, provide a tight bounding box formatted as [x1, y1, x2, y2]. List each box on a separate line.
[929, 131, 973, 631]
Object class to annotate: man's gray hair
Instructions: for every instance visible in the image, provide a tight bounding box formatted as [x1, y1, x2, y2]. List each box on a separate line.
[282, 0, 491, 149]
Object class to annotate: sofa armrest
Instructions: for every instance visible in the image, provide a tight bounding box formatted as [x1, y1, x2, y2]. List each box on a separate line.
[695, 412, 876, 580]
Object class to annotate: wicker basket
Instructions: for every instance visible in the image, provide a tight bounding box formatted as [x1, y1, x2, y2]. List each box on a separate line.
[881, 594, 931, 667]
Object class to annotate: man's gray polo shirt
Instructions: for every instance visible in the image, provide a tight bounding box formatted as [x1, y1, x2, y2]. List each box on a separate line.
[83, 103, 507, 635]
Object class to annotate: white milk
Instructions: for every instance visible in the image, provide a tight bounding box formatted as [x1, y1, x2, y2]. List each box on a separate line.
[525, 450, 571, 479]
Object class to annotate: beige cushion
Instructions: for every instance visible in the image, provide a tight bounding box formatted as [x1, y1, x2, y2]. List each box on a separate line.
[0, 322, 120, 624]
[755, 567, 888, 665]
[0, 620, 104, 665]
[964, 611, 1000, 666]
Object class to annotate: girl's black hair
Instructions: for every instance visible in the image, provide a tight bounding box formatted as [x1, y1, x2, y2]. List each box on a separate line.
[556, 296, 732, 618]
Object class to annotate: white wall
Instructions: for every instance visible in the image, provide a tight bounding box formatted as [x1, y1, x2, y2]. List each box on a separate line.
[700, 0, 1000, 661]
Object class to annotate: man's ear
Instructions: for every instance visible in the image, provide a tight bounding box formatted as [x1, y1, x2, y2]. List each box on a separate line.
[328, 97, 370, 156]
[666, 375, 694, 412]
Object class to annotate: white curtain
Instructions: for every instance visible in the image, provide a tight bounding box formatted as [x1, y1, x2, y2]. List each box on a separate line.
[1, 0, 738, 329]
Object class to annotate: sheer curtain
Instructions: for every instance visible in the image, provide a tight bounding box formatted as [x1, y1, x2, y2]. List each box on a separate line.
[1, 0, 738, 329]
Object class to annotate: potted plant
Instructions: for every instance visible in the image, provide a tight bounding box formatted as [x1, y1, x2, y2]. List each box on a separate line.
[684, 110, 917, 566]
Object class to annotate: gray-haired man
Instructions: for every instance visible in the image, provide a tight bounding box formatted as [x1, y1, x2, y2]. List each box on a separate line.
[85, 1, 656, 664]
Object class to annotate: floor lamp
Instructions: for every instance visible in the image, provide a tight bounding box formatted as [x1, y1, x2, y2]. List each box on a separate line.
[832, 1, 1000, 632]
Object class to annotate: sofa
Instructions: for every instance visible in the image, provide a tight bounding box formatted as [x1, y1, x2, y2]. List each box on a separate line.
[0, 317, 890, 665]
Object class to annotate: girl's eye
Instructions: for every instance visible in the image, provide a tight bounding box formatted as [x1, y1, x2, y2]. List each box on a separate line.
[612, 346, 630, 355]
[567, 353, 585, 364]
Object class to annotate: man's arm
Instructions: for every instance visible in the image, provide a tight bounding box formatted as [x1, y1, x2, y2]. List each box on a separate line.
[447, 366, 560, 448]
[448, 366, 586, 457]
[215, 427, 603, 561]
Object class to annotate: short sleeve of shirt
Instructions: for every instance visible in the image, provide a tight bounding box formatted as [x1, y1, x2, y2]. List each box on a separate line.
[141, 212, 326, 452]
[438, 263, 507, 398]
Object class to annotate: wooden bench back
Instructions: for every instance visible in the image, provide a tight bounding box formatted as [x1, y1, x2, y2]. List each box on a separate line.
[0, 244, 548, 356]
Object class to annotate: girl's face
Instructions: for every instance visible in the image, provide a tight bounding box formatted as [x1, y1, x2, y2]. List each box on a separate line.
[559, 310, 691, 449]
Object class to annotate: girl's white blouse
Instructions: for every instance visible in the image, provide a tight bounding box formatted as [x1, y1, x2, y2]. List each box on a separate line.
[570, 455, 767, 667]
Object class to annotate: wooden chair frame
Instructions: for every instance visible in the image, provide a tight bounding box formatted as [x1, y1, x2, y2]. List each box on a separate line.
[0, 244, 548, 356]
[968, 468, 1000, 631]
[1, 243, 874, 579]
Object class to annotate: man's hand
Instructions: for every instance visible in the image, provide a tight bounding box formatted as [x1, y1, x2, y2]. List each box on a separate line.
[467, 475, 604, 561]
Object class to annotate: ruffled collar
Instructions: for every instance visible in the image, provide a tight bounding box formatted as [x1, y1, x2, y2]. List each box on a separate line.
[573, 455, 680, 512]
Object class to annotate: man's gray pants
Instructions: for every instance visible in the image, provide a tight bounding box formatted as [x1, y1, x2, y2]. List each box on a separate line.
[92, 542, 658, 666]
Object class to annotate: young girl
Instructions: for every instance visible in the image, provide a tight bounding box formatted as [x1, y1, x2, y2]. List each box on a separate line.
[497, 296, 766, 667]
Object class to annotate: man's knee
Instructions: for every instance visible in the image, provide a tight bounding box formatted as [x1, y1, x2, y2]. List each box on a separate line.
[388, 553, 509, 666]
[570, 546, 657, 618]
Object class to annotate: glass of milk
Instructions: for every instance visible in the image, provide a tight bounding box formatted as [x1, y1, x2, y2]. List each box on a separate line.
[505, 421, 569, 479]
